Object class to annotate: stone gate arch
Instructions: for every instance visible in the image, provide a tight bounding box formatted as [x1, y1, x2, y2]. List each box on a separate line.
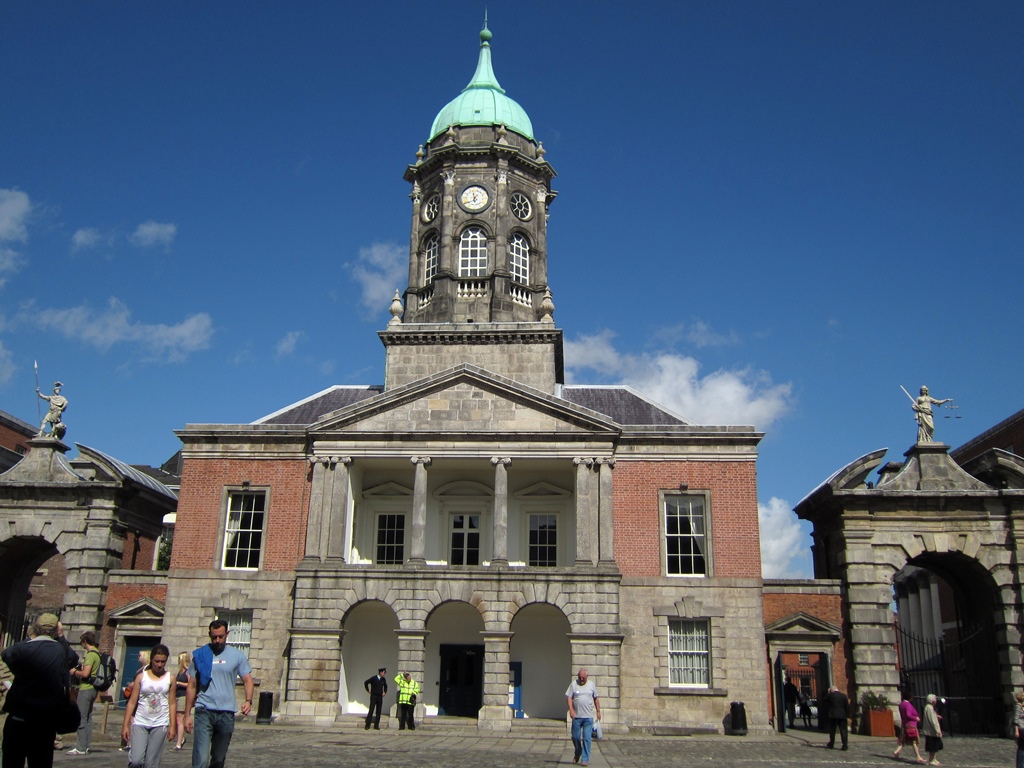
[795, 441, 1024, 734]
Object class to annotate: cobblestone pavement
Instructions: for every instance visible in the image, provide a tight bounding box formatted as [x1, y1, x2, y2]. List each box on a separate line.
[40, 723, 1015, 768]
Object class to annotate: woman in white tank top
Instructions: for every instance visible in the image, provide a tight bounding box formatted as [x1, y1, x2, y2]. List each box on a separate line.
[121, 644, 177, 768]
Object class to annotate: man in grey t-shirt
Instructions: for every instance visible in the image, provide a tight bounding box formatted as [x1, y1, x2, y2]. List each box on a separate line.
[184, 620, 254, 768]
[565, 668, 601, 766]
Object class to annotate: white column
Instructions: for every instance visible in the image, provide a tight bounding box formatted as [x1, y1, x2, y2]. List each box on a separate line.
[491, 457, 511, 566]
[409, 456, 431, 563]
[597, 458, 615, 564]
[327, 457, 353, 560]
[574, 457, 595, 566]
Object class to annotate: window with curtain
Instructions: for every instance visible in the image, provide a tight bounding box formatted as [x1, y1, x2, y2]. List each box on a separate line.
[665, 494, 707, 576]
[668, 619, 710, 687]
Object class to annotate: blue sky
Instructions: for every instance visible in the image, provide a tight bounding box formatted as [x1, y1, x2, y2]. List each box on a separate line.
[2, 2, 1021, 578]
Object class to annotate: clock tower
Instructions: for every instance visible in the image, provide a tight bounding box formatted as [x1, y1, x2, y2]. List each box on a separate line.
[380, 22, 563, 393]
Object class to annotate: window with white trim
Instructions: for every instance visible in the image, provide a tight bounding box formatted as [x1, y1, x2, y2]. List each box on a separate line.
[528, 513, 557, 567]
[222, 490, 266, 570]
[424, 233, 439, 282]
[668, 619, 710, 687]
[449, 513, 480, 565]
[664, 493, 708, 576]
[509, 233, 529, 284]
[375, 513, 405, 564]
[216, 609, 253, 655]
[458, 227, 487, 276]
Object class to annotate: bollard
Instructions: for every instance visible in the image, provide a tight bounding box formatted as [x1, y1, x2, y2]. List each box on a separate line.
[729, 701, 747, 735]
[256, 691, 273, 724]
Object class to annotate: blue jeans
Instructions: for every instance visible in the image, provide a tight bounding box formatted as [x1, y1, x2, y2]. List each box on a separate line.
[191, 709, 235, 768]
[571, 717, 594, 764]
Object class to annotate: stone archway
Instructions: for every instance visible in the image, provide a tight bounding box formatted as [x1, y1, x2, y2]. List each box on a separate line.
[0, 536, 60, 647]
[338, 599, 399, 714]
[509, 602, 571, 719]
[893, 555, 1004, 734]
[795, 441, 1024, 725]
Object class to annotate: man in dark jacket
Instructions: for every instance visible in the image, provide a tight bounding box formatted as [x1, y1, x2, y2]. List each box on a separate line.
[1, 613, 71, 768]
[824, 685, 850, 750]
[364, 667, 388, 730]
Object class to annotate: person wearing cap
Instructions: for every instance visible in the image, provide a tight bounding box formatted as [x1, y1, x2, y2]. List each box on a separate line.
[364, 667, 388, 730]
[394, 671, 420, 731]
[1, 613, 69, 767]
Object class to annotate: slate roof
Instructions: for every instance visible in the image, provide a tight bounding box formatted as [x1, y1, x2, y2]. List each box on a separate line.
[250, 383, 688, 429]
[559, 386, 692, 426]
[77, 443, 179, 501]
[254, 385, 384, 425]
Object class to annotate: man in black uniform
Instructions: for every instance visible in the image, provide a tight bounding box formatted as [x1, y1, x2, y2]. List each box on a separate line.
[364, 667, 388, 730]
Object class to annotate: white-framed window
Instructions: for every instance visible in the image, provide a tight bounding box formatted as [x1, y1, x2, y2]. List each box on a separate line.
[449, 513, 480, 565]
[668, 619, 710, 687]
[216, 609, 253, 655]
[509, 233, 529, 284]
[528, 513, 557, 567]
[798, 653, 809, 666]
[664, 493, 708, 576]
[424, 233, 439, 282]
[375, 513, 406, 564]
[509, 191, 532, 220]
[458, 227, 488, 276]
[222, 490, 266, 570]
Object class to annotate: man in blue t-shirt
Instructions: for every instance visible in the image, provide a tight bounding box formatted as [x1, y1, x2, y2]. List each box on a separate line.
[184, 620, 254, 768]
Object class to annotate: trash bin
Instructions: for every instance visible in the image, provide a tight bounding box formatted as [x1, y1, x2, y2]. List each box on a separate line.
[256, 691, 273, 724]
[729, 701, 747, 735]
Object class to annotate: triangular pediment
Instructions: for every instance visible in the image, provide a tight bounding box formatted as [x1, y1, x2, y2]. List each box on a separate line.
[107, 597, 165, 622]
[363, 482, 412, 497]
[764, 611, 841, 638]
[310, 364, 620, 437]
[514, 482, 571, 499]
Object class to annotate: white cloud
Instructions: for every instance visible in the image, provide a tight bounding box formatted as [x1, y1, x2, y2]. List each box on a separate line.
[276, 331, 302, 357]
[0, 340, 14, 386]
[346, 242, 406, 317]
[129, 221, 177, 249]
[759, 497, 812, 578]
[564, 330, 793, 429]
[0, 189, 31, 242]
[30, 297, 213, 362]
[0, 189, 31, 286]
[71, 227, 104, 251]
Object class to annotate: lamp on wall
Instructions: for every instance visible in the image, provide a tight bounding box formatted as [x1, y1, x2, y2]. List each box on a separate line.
[241, 480, 250, 488]
[679, 482, 688, 491]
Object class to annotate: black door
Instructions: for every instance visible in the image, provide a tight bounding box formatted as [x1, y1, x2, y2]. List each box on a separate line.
[438, 644, 483, 717]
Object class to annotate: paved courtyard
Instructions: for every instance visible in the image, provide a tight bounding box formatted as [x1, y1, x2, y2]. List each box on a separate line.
[39, 722, 1016, 768]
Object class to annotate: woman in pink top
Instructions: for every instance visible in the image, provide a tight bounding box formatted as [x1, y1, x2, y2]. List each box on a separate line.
[892, 689, 925, 763]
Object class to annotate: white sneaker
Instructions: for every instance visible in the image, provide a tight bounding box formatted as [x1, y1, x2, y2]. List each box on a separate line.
[66, 748, 89, 755]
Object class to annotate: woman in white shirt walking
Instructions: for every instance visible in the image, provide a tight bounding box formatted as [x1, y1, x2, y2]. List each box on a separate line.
[121, 644, 177, 768]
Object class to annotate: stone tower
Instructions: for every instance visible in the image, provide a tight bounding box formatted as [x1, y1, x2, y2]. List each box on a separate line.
[380, 22, 563, 393]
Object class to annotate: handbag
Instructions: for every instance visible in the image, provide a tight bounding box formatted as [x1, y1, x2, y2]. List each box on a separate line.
[56, 694, 81, 734]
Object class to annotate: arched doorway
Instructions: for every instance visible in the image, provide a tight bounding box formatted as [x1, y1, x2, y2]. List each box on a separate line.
[339, 600, 399, 713]
[0, 536, 60, 647]
[893, 554, 1003, 735]
[509, 603, 571, 720]
[425, 601, 485, 718]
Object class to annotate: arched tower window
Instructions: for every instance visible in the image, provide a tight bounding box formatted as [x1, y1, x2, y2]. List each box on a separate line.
[509, 233, 529, 285]
[458, 227, 488, 277]
[424, 233, 439, 282]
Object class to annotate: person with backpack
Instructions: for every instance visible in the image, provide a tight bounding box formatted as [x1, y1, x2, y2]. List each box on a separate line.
[67, 632, 104, 755]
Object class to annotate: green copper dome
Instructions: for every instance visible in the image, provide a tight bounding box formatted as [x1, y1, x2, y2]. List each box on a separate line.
[428, 23, 534, 142]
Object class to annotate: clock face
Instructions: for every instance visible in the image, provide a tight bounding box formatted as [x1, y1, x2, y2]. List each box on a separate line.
[459, 185, 490, 212]
[421, 194, 440, 222]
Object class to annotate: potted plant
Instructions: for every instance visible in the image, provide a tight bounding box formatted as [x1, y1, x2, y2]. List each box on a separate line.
[860, 691, 894, 736]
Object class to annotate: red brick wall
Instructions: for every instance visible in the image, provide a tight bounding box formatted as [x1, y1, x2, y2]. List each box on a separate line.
[120, 531, 158, 569]
[0, 422, 32, 453]
[171, 457, 310, 571]
[26, 551, 68, 615]
[99, 581, 169, 650]
[613, 460, 761, 578]
[763, 590, 849, 694]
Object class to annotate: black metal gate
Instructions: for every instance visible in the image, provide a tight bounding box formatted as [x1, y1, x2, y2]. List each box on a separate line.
[895, 620, 1002, 735]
